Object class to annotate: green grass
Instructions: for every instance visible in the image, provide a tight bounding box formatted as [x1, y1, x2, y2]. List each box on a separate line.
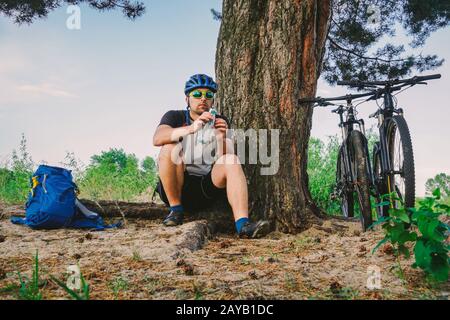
[17, 250, 43, 300]
[109, 277, 129, 300]
[50, 265, 90, 300]
[0, 135, 158, 205]
[0, 250, 91, 300]
[0, 250, 44, 300]
[192, 281, 204, 300]
[132, 250, 143, 262]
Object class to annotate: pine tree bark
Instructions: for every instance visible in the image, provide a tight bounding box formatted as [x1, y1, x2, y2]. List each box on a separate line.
[215, 0, 331, 233]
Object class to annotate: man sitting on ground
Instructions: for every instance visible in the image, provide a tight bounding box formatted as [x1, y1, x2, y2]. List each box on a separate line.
[153, 74, 269, 238]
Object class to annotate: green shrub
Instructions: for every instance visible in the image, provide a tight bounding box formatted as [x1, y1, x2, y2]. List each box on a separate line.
[77, 148, 157, 201]
[425, 173, 450, 198]
[307, 136, 340, 214]
[372, 189, 450, 283]
[0, 134, 34, 204]
[307, 129, 378, 215]
[0, 136, 157, 204]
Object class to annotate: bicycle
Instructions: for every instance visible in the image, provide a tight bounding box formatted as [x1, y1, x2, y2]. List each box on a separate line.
[336, 74, 441, 217]
[299, 93, 374, 231]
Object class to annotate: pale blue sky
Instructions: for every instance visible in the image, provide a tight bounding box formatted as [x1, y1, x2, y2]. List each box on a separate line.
[0, 1, 448, 196]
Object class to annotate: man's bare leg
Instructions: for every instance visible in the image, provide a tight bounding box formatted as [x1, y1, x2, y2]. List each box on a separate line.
[158, 143, 185, 206]
[211, 153, 269, 238]
[211, 154, 248, 221]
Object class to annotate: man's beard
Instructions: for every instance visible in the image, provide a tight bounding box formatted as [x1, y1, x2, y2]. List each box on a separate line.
[192, 104, 209, 114]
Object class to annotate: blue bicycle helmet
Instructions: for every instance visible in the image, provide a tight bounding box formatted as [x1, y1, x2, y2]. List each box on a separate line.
[184, 74, 218, 95]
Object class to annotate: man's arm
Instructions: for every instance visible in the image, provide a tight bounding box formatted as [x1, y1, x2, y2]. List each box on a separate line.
[153, 112, 215, 146]
[153, 124, 194, 146]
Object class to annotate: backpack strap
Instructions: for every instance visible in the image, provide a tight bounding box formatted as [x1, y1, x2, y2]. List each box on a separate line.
[72, 198, 122, 230]
[75, 199, 100, 219]
[184, 108, 191, 125]
[68, 214, 122, 230]
[30, 175, 39, 197]
[10, 216, 27, 225]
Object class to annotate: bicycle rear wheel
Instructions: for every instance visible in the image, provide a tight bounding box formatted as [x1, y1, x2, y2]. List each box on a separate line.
[349, 130, 373, 231]
[373, 143, 389, 218]
[337, 146, 354, 218]
[385, 116, 415, 209]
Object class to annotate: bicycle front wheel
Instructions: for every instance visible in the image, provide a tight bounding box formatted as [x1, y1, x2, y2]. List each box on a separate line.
[349, 130, 373, 231]
[385, 115, 415, 209]
[337, 146, 354, 218]
[373, 142, 389, 218]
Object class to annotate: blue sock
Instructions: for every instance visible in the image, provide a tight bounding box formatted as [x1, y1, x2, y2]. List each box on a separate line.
[170, 205, 184, 213]
[235, 217, 249, 233]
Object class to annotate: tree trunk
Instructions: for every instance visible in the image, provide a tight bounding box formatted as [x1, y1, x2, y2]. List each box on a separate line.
[1, 199, 236, 234]
[78, 198, 236, 233]
[215, 0, 331, 233]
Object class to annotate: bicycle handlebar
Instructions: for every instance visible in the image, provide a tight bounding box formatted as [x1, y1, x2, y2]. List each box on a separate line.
[337, 73, 441, 88]
[298, 91, 375, 105]
[299, 74, 441, 107]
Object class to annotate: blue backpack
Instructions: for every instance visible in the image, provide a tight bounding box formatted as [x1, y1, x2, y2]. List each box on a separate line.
[11, 165, 121, 230]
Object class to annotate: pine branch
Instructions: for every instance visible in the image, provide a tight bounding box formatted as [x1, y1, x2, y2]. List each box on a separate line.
[327, 36, 410, 64]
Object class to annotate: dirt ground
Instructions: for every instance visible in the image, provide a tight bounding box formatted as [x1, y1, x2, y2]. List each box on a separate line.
[0, 204, 448, 300]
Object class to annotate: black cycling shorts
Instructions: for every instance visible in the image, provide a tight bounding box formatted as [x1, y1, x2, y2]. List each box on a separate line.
[156, 170, 227, 212]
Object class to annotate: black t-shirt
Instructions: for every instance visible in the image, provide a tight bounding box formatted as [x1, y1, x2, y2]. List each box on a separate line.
[158, 110, 230, 128]
[157, 109, 231, 176]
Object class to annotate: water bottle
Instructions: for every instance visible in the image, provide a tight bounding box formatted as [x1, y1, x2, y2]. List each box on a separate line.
[197, 108, 217, 144]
